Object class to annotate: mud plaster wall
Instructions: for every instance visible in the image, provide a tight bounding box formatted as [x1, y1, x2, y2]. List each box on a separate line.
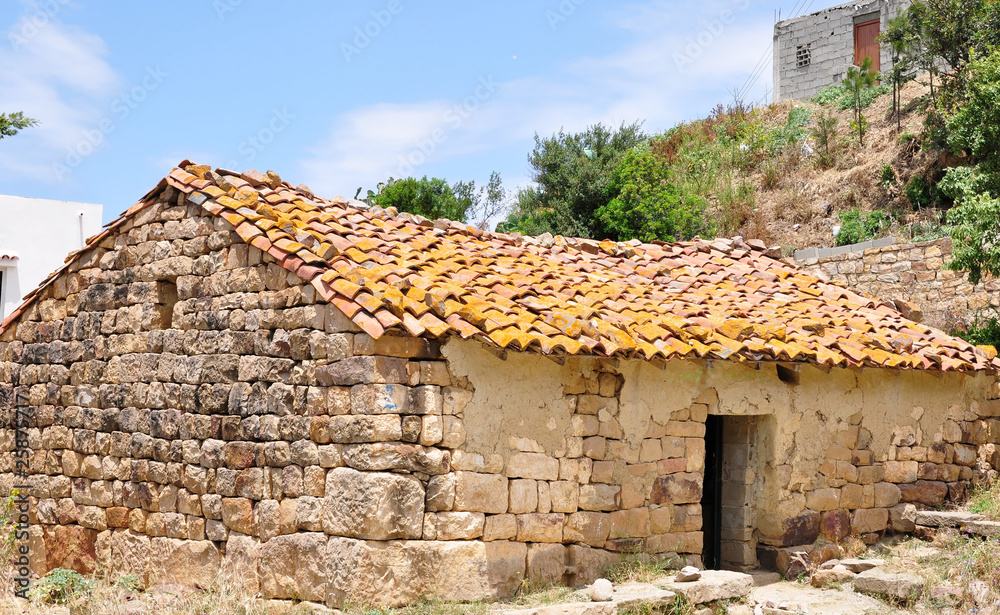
[447, 339, 1000, 554]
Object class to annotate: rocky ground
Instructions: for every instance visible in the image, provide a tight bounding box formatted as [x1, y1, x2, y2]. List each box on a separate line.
[4, 507, 1000, 615]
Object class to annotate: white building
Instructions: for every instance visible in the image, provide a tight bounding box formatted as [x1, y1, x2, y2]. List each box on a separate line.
[0, 195, 103, 322]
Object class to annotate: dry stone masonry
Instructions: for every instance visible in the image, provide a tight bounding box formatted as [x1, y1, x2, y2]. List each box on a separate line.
[798, 237, 1000, 332]
[0, 188, 710, 606]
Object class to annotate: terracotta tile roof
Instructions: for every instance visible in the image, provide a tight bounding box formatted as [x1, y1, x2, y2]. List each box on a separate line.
[4, 162, 998, 373]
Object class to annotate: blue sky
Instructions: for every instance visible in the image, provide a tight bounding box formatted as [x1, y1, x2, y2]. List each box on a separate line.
[0, 0, 829, 224]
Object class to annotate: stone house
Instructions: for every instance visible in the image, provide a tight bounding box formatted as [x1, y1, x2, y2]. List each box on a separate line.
[773, 0, 910, 102]
[3, 162, 1000, 607]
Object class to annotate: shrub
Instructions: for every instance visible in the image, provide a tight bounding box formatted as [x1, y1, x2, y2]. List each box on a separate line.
[810, 110, 840, 169]
[812, 81, 890, 111]
[28, 568, 94, 604]
[905, 175, 935, 208]
[596, 147, 714, 243]
[836, 209, 890, 245]
[879, 164, 897, 191]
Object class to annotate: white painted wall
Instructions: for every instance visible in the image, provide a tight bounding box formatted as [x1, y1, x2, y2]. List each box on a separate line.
[0, 195, 103, 320]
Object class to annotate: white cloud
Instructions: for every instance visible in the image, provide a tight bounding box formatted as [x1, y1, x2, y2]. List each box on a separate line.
[297, 1, 774, 197]
[0, 13, 120, 182]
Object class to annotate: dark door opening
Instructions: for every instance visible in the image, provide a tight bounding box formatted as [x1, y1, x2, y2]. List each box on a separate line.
[702, 414, 724, 570]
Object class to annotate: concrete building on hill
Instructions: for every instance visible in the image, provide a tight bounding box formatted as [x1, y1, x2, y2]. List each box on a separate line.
[773, 0, 911, 102]
[3, 162, 1000, 607]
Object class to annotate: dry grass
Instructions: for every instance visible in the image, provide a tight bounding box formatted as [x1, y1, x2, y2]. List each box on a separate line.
[745, 79, 945, 250]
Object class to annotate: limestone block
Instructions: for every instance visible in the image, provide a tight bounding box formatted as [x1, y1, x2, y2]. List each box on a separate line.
[341, 442, 450, 475]
[507, 453, 560, 480]
[109, 530, 151, 587]
[483, 514, 517, 541]
[608, 508, 650, 539]
[260, 533, 328, 602]
[423, 512, 485, 540]
[296, 496, 324, 532]
[224, 532, 261, 594]
[517, 513, 565, 543]
[579, 484, 619, 511]
[526, 543, 567, 588]
[510, 479, 539, 514]
[454, 472, 508, 514]
[898, 480, 948, 506]
[425, 474, 456, 512]
[408, 385, 444, 415]
[148, 538, 220, 589]
[317, 356, 407, 386]
[650, 473, 702, 505]
[325, 538, 512, 606]
[328, 415, 403, 444]
[537, 481, 552, 514]
[550, 481, 580, 513]
[322, 468, 424, 540]
[349, 383, 409, 415]
[566, 544, 618, 586]
[564, 512, 612, 547]
[883, 461, 918, 483]
[221, 497, 253, 535]
[419, 415, 443, 446]
[805, 488, 840, 511]
[440, 416, 467, 448]
[851, 508, 888, 534]
[873, 482, 901, 508]
[559, 458, 593, 484]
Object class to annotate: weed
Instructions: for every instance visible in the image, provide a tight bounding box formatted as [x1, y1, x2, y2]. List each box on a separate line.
[969, 481, 1000, 519]
[836, 209, 890, 245]
[761, 160, 780, 190]
[605, 552, 677, 584]
[879, 164, 897, 192]
[27, 568, 93, 604]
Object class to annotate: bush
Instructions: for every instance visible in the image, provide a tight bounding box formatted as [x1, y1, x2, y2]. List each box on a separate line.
[836, 209, 890, 245]
[28, 568, 94, 604]
[954, 315, 1000, 350]
[813, 81, 891, 111]
[904, 175, 936, 208]
[595, 147, 714, 243]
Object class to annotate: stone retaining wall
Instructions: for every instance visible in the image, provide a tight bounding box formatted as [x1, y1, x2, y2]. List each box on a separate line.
[798, 237, 1000, 331]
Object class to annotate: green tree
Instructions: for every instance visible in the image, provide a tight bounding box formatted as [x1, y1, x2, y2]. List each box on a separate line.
[594, 146, 713, 243]
[842, 57, 878, 146]
[497, 121, 647, 238]
[364, 172, 508, 228]
[880, 15, 918, 132]
[0, 112, 38, 140]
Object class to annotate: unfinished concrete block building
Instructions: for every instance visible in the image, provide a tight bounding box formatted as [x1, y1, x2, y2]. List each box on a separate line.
[3, 163, 1000, 607]
[773, 0, 910, 102]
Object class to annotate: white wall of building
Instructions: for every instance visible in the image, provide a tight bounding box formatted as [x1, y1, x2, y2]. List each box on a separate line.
[0, 195, 103, 321]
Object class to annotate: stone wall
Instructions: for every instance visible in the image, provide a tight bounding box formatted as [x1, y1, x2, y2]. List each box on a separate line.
[798, 237, 1000, 331]
[773, 0, 908, 102]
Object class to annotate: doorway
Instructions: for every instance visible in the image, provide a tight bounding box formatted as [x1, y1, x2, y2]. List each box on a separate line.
[702, 415, 724, 569]
[702, 415, 762, 570]
[854, 19, 881, 71]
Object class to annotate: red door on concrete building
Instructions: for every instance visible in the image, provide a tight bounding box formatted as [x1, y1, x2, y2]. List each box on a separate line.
[854, 19, 881, 71]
